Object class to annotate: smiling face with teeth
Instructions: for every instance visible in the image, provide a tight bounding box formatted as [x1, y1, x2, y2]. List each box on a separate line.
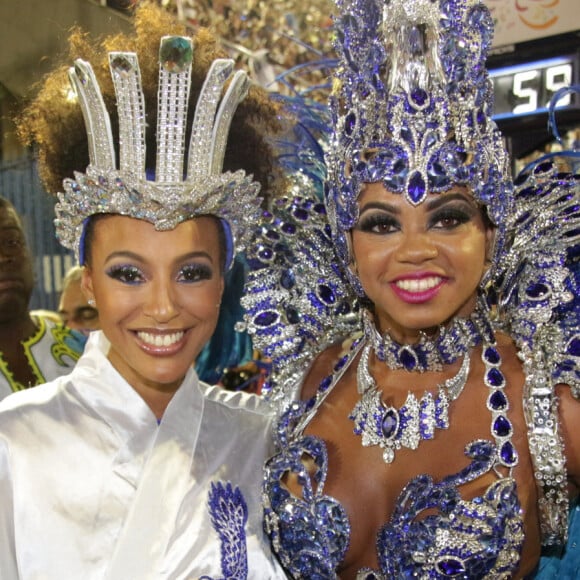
[351, 182, 494, 343]
[81, 214, 224, 406]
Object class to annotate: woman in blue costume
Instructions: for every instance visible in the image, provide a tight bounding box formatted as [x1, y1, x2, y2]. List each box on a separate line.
[241, 0, 580, 577]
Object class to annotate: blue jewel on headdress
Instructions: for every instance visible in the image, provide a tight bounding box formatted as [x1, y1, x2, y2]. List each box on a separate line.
[407, 172, 427, 205]
[280, 269, 296, 290]
[317, 284, 336, 305]
[254, 311, 279, 328]
[437, 557, 467, 576]
[525, 282, 551, 301]
[567, 336, 580, 357]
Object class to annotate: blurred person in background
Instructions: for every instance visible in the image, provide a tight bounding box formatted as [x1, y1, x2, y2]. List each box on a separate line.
[0, 196, 83, 400]
[58, 265, 99, 335]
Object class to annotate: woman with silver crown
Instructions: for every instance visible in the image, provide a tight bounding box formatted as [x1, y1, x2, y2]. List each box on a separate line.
[0, 5, 287, 579]
[240, 0, 580, 577]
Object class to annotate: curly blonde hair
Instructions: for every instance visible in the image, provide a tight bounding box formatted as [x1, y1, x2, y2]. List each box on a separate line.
[17, 2, 284, 201]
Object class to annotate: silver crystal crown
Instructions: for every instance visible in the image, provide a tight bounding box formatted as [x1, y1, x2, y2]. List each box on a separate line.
[55, 35, 262, 265]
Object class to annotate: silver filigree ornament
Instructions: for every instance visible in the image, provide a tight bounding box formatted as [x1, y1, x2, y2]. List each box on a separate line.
[55, 36, 262, 266]
[325, 0, 514, 294]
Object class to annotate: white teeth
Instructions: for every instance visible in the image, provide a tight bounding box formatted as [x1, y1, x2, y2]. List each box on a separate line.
[396, 276, 442, 292]
[137, 331, 184, 347]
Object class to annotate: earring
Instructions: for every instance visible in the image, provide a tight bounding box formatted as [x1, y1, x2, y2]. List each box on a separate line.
[88, 298, 96, 307]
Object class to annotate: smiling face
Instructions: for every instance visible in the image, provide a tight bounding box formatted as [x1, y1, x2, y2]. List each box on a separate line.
[351, 182, 494, 342]
[81, 215, 224, 394]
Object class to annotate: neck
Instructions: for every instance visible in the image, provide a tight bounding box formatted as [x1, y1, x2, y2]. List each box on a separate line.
[373, 317, 438, 345]
[138, 386, 178, 421]
[0, 313, 37, 345]
[106, 349, 185, 421]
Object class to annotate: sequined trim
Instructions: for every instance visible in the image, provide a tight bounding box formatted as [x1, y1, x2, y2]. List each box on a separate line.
[202, 481, 249, 580]
[522, 336, 569, 545]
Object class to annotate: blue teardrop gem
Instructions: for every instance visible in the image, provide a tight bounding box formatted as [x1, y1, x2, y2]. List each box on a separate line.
[258, 247, 273, 261]
[486, 367, 505, 388]
[293, 208, 309, 221]
[500, 441, 517, 465]
[285, 306, 300, 324]
[318, 284, 336, 305]
[281, 222, 296, 235]
[410, 87, 428, 107]
[493, 415, 512, 437]
[280, 269, 296, 290]
[408, 172, 426, 204]
[483, 346, 500, 365]
[399, 347, 418, 371]
[489, 390, 507, 410]
[567, 336, 580, 357]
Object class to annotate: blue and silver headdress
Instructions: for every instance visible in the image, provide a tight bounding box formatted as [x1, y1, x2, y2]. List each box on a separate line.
[56, 36, 261, 266]
[325, 0, 513, 289]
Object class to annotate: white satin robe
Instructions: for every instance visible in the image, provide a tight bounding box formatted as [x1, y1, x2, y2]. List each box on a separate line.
[0, 331, 285, 579]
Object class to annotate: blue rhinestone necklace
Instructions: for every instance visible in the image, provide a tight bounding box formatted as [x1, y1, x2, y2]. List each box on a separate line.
[295, 302, 518, 472]
[363, 296, 494, 372]
[349, 338, 519, 468]
[350, 345, 471, 464]
[482, 342, 519, 468]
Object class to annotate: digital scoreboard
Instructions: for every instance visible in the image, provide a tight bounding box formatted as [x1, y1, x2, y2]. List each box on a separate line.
[490, 54, 578, 119]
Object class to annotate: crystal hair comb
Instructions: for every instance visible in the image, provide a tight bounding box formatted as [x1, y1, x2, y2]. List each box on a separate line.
[55, 36, 262, 266]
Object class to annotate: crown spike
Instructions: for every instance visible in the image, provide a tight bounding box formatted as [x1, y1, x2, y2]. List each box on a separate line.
[156, 36, 193, 182]
[68, 61, 115, 172]
[187, 58, 234, 180]
[109, 52, 147, 180]
[210, 70, 251, 175]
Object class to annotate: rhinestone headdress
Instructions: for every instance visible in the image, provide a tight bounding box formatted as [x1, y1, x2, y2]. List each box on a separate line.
[325, 0, 513, 290]
[56, 36, 262, 266]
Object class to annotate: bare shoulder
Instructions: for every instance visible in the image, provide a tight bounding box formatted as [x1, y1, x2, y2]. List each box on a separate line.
[300, 336, 357, 401]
